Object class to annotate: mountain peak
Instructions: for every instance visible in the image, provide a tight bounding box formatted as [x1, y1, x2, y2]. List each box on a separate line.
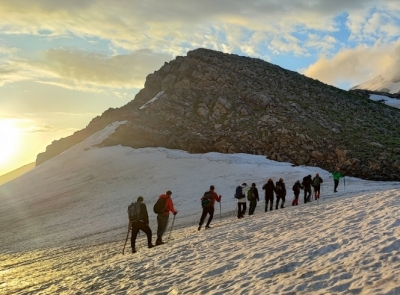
[36, 48, 400, 181]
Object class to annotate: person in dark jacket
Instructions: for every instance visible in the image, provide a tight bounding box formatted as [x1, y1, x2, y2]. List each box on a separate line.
[302, 175, 313, 203]
[275, 178, 286, 209]
[262, 179, 276, 212]
[248, 183, 260, 215]
[130, 196, 154, 253]
[312, 173, 323, 200]
[292, 180, 303, 206]
[198, 185, 222, 230]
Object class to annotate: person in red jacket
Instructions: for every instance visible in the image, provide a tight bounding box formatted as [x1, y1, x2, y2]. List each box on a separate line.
[198, 185, 222, 231]
[156, 190, 177, 245]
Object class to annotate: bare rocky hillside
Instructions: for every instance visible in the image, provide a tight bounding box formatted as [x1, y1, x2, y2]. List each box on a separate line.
[36, 48, 400, 180]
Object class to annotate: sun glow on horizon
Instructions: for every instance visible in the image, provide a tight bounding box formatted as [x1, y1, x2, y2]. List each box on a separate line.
[0, 120, 21, 166]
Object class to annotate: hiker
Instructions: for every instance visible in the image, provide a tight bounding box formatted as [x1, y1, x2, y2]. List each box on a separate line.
[312, 173, 324, 200]
[332, 168, 343, 193]
[156, 190, 177, 245]
[129, 196, 154, 253]
[198, 185, 222, 230]
[302, 175, 313, 203]
[292, 180, 303, 206]
[275, 178, 286, 209]
[236, 183, 248, 219]
[262, 178, 276, 212]
[248, 183, 260, 215]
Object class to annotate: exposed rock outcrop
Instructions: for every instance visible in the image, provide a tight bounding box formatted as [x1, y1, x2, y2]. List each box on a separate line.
[37, 48, 400, 180]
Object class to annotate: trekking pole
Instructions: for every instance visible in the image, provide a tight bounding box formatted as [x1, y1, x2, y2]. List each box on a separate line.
[122, 221, 131, 255]
[167, 214, 176, 241]
[219, 200, 222, 222]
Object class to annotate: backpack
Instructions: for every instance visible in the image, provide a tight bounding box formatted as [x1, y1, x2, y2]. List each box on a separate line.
[153, 198, 167, 214]
[313, 177, 320, 186]
[128, 202, 141, 222]
[276, 183, 283, 192]
[235, 186, 243, 199]
[247, 187, 254, 201]
[201, 191, 213, 208]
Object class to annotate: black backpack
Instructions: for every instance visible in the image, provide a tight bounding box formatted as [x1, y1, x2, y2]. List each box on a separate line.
[153, 198, 167, 214]
[201, 191, 213, 208]
[235, 186, 243, 199]
[128, 202, 141, 221]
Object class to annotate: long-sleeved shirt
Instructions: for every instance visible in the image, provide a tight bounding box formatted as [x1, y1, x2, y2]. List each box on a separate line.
[158, 194, 177, 216]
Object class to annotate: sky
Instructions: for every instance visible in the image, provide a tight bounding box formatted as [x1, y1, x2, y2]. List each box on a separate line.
[1, 0, 400, 175]
[1, 121, 400, 293]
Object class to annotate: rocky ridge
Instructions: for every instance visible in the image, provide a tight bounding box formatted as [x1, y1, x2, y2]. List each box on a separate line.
[37, 48, 400, 180]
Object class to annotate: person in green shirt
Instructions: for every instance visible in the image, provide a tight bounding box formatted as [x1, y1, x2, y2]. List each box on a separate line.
[332, 167, 343, 193]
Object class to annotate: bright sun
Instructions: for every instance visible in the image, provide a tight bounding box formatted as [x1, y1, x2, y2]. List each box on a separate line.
[0, 120, 20, 165]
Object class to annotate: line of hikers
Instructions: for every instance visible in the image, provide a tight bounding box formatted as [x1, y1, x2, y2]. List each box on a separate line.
[127, 168, 344, 253]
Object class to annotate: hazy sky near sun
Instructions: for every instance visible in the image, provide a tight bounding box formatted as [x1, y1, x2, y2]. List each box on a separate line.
[0, 0, 400, 175]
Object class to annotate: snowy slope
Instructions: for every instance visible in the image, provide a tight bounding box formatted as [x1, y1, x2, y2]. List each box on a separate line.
[1, 121, 400, 294]
[369, 94, 400, 109]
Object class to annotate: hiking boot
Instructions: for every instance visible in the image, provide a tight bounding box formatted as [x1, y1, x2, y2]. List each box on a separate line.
[148, 244, 154, 249]
[156, 240, 165, 246]
[198, 225, 202, 231]
[132, 248, 137, 253]
[205, 225, 211, 229]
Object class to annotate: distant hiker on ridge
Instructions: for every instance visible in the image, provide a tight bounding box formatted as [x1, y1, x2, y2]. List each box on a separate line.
[128, 196, 154, 254]
[262, 178, 276, 212]
[332, 168, 343, 193]
[275, 178, 286, 209]
[292, 180, 303, 206]
[302, 174, 313, 203]
[155, 190, 177, 245]
[198, 185, 222, 230]
[312, 173, 323, 200]
[248, 183, 259, 215]
[235, 183, 248, 219]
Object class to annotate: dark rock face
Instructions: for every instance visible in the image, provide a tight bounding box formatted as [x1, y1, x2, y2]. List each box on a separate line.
[36, 48, 400, 180]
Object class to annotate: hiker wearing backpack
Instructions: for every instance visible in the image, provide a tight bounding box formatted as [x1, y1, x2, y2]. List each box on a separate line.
[312, 173, 323, 200]
[248, 183, 259, 215]
[128, 196, 154, 253]
[332, 168, 343, 193]
[235, 183, 248, 219]
[198, 185, 222, 230]
[275, 178, 286, 209]
[302, 175, 313, 203]
[292, 180, 303, 206]
[262, 178, 276, 212]
[155, 190, 177, 245]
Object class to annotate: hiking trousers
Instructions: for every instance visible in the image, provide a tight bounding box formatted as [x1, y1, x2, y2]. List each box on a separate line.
[334, 180, 339, 192]
[249, 199, 257, 215]
[156, 214, 169, 242]
[131, 221, 152, 250]
[314, 185, 321, 200]
[265, 196, 274, 211]
[292, 192, 300, 206]
[237, 202, 246, 218]
[304, 187, 311, 203]
[199, 206, 215, 227]
[276, 195, 285, 209]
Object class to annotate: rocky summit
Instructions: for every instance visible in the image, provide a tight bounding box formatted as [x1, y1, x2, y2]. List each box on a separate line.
[36, 48, 400, 180]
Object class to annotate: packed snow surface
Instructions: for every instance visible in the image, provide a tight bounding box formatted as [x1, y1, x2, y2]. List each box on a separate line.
[369, 94, 400, 109]
[1, 121, 400, 294]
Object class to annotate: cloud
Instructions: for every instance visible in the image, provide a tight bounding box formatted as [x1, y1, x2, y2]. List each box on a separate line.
[0, 1, 397, 56]
[23, 124, 58, 133]
[303, 39, 400, 87]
